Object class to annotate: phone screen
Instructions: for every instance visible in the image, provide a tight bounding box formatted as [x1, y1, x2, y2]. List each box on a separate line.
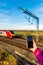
[27, 36, 33, 48]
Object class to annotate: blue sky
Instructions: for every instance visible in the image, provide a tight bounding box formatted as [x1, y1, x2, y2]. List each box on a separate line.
[0, 0, 43, 30]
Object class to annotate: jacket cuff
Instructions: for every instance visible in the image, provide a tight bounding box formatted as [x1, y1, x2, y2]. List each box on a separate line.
[34, 48, 41, 56]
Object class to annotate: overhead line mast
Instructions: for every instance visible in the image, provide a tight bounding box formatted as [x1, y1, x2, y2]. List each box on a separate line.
[18, 7, 39, 42]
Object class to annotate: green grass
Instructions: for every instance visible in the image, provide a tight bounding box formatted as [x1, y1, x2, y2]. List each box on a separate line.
[14, 30, 43, 42]
[14, 30, 43, 36]
[0, 48, 24, 65]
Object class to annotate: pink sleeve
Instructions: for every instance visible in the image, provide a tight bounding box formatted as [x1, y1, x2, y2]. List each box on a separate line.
[34, 48, 43, 65]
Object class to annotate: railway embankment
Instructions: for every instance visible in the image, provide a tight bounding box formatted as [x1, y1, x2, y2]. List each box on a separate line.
[0, 39, 39, 65]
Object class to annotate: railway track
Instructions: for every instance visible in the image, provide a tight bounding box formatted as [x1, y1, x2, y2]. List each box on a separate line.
[0, 37, 43, 61]
[0, 37, 43, 49]
[0, 37, 27, 50]
[0, 37, 26, 44]
[0, 41, 38, 65]
[12, 38, 26, 42]
[0, 36, 43, 65]
[0, 37, 39, 64]
[0, 41, 30, 65]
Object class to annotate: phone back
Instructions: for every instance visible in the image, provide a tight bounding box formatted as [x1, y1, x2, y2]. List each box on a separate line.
[27, 36, 33, 48]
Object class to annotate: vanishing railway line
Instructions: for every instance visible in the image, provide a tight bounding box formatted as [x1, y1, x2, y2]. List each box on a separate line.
[0, 37, 38, 65]
[0, 37, 43, 49]
[0, 41, 30, 65]
[0, 37, 26, 44]
[0, 37, 27, 50]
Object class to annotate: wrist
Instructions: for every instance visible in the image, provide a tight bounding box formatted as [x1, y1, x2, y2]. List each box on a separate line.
[33, 46, 37, 52]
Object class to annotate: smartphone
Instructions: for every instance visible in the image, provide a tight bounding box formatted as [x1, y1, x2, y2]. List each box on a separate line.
[27, 36, 33, 48]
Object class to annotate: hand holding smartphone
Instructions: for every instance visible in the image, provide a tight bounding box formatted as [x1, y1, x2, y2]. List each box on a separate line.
[27, 36, 33, 48]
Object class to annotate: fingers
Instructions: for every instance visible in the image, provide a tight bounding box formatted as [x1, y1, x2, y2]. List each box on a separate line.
[28, 39, 37, 52]
[29, 48, 33, 51]
[33, 39, 35, 44]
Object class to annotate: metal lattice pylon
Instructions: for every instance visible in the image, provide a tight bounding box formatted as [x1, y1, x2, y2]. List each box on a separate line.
[18, 7, 39, 42]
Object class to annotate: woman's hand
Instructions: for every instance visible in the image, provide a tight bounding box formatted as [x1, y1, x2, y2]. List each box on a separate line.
[28, 39, 37, 52]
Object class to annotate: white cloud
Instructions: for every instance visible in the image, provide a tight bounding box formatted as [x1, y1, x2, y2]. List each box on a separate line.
[0, 24, 36, 30]
[0, 11, 40, 30]
[0, 2, 43, 30]
[0, 10, 10, 14]
[0, 12, 36, 30]
[39, 24, 43, 30]
[38, 7, 43, 12]
[0, 13, 10, 22]
[0, 13, 12, 30]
